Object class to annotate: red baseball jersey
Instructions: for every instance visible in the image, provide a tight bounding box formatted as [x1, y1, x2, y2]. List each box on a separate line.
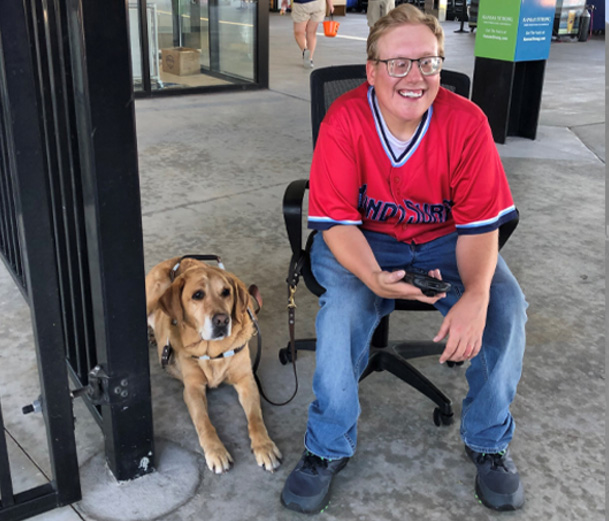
[307, 83, 517, 244]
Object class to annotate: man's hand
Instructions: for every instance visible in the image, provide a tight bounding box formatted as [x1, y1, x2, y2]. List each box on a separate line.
[433, 290, 489, 363]
[369, 268, 446, 305]
[433, 231, 498, 364]
[321, 226, 446, 304]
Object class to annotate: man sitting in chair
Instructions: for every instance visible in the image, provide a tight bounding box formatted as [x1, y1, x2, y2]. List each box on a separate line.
[281, 4, 527, 515]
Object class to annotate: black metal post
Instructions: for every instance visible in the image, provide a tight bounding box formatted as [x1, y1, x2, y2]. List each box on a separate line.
[209, 0, 221, 72]
[472, 57, 546, 143]
[455, 0, 468, 32]
[257, 0, 269, 88]
[65, 0, 155, 481]
[172, 0, 181, 47]
[138, 0, 152, 93]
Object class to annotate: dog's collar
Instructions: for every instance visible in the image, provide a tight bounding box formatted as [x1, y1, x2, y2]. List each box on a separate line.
[162, 341, 246, 368]
[191, 344, 246, 361]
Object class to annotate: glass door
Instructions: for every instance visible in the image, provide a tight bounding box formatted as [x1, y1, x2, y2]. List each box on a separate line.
[129, 0, 263, 95]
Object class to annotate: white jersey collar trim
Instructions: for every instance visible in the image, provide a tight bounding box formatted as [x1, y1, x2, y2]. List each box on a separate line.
[367, 85, 432, 168]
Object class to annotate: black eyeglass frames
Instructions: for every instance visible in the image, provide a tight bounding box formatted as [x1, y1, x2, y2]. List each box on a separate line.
[375, 56, 445, 78]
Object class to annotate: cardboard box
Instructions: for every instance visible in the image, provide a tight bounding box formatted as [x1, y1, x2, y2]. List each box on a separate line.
[161, 47, 201, 76]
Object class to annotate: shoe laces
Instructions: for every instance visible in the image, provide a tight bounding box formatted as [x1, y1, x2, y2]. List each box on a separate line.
[478, 450, 508, 471]
[301, 452, 329, 474]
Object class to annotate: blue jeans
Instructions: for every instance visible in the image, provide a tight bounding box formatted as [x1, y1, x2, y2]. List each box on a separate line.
[304, 230, 528, 459]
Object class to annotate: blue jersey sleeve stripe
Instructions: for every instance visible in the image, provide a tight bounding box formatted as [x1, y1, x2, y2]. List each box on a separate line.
[456, 207, 518, 235]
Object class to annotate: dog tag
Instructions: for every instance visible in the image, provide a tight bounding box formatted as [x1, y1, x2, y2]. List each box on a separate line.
[161, 344, 173, 368]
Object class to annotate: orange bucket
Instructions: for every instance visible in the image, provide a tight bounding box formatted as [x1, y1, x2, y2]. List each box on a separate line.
[323, 18, 340, 37]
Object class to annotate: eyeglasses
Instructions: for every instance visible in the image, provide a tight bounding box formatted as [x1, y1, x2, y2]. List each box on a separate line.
[375, 56, 445, 78]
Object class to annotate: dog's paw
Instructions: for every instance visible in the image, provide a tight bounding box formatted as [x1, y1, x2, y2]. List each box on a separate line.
[205, 447, 234, 474]
[252, 440, 282, 473]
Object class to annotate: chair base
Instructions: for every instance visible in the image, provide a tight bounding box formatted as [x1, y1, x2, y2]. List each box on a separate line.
[278, 339, 454, 426]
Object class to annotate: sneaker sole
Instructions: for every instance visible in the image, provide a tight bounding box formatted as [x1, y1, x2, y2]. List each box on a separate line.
[280, 459, 348, 514]
[474, 477, 524, 511]
[280, 491, 332, 514]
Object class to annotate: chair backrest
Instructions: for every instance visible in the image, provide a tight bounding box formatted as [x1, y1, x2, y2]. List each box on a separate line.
[309, 64, 471, 147]
[438, 69, 471, 98]
[310, 64, 368, 148]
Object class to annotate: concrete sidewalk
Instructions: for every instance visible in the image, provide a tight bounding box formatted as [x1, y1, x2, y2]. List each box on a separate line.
[1, 12, 605, 521]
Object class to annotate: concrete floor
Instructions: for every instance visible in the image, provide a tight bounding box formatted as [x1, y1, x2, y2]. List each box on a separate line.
[0, 13, 605, 521]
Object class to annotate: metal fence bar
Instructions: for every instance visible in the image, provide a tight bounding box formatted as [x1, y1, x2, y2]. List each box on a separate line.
[0, 0, 155, 517]
[0, 402, 15, 508]
[0, 484, 59, 521]
[0, 96, 25, 296]
[34, 0, 93, 392]
[0, 0, 81, 517]
[29, 0, 80, 384]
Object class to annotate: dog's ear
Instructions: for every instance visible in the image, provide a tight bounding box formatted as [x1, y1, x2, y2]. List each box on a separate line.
[230, 275, 250, 324]
[158, 277, 186, 323]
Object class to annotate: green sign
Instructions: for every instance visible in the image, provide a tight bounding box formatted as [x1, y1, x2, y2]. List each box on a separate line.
[475, 0, 557, 62]
[474, 0, 523, 61]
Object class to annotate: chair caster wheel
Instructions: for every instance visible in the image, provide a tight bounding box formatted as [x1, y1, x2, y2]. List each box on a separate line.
[446, 361, 464, 368]
[433, 407, 454, 426]
[279, 347, 295, 365]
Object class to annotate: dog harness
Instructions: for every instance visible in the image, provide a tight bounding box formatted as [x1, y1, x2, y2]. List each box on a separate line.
[190, 344, 246, 361]
[169, 254, 225, 282]
[161, 342, 246, 368]
[161, 309, 260, 369]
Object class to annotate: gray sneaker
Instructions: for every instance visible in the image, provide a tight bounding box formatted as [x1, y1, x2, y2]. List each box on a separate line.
[465, 445, 525, 511]
[281, 450, 349, 514]
[302, 49, 313, 69]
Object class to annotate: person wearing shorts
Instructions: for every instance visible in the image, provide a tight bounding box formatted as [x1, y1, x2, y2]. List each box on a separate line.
[282, 0, 334, 68]
[366, 0, 395, 28]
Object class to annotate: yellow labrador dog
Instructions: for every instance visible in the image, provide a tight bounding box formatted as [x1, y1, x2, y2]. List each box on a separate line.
[146, 256, 281, 474]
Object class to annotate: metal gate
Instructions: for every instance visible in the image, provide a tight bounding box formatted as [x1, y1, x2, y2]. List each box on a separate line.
[0, 1, 155, 519]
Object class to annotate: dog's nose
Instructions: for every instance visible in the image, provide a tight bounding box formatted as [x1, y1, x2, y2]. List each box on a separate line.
[212, 314, 229, 329]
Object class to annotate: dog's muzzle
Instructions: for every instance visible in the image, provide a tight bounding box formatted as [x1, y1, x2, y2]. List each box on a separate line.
[211, 313, 230, 339]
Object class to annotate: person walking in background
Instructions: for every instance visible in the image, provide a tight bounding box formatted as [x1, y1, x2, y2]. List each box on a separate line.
[366, 0, 394, 28]
[281, 0, 334, 68]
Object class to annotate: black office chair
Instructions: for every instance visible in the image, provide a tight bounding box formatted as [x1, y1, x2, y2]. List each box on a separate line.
[279, 64, 517, 426]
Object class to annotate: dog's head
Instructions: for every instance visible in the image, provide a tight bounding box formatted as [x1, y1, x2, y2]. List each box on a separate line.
[158, 265, 251, 341]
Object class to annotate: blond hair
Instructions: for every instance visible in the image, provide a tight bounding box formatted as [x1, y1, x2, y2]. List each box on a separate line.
[367, 4, 445, 60]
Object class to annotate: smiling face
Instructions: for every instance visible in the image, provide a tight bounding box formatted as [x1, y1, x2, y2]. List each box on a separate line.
[366, 23, 441, 141]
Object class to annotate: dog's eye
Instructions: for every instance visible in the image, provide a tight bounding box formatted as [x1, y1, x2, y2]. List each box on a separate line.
[192, 291, 205, 300]
[221, 288, 230, 298]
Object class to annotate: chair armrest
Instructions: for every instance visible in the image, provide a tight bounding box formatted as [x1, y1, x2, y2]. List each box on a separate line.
[498, 209, 519, 251]
[283, 179, 310, 257]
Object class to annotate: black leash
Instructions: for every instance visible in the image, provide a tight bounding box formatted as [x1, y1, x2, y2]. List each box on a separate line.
[254, 251, 307, 405]
[250, 306, 299, 406]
